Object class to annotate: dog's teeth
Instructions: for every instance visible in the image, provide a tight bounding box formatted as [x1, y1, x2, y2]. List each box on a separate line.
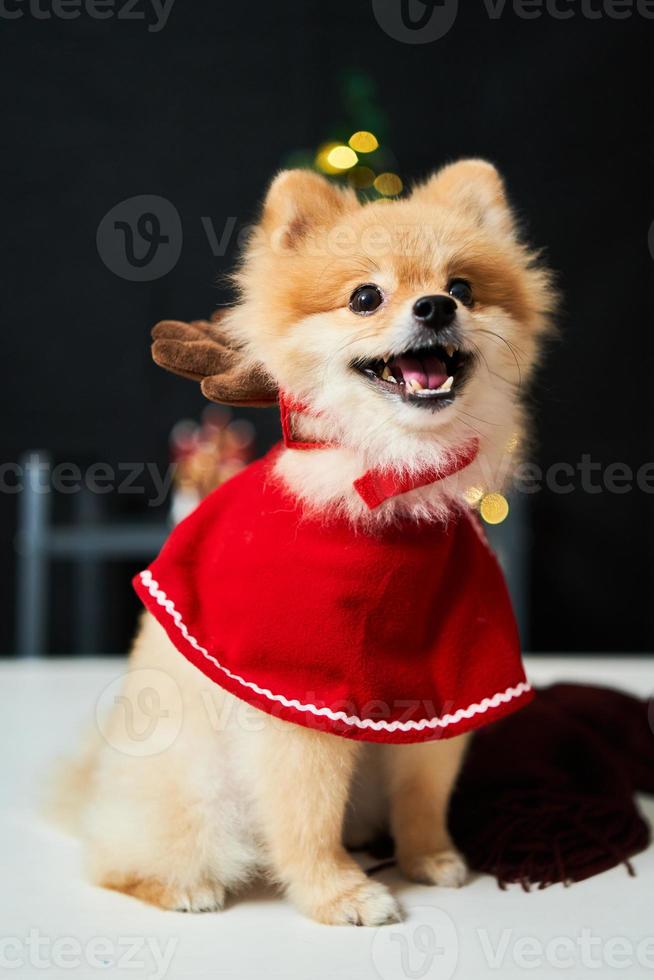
[445, 344, 456, 358]
[381, 364, 398, 384]
[437, 376, 454, 392]
[407, 379, 423, 392]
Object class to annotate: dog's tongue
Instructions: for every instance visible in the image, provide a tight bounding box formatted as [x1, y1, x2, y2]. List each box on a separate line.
[390, 353, 448, 390]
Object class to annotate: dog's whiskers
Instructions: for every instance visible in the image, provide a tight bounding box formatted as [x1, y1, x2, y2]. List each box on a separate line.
[454, 414, 486, 439]
[474, 329, 524, 387]
[457, 410, 500, 428]
[321, 329, 381, 382]
[468, 338, 521, 391]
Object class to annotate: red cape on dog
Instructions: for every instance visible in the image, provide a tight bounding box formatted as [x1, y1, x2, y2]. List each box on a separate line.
[135, 446, 532, 744]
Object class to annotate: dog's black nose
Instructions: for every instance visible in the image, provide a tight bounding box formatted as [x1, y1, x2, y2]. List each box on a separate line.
[412, 295, 457, 329]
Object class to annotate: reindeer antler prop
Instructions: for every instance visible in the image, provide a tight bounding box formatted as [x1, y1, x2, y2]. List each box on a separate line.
[151, 310, 278, 407]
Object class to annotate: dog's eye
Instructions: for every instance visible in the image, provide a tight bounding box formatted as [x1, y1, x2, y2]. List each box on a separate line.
[349, 284, 384, 315]
[447, 279, 473, 307]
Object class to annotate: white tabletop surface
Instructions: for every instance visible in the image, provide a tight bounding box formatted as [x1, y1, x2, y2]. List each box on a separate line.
[1, 655, 653, 980]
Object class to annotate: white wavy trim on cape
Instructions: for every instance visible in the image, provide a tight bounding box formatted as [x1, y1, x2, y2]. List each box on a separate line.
[139, 569, 531, 733]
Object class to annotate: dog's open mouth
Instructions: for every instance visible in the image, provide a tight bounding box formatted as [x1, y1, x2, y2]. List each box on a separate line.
[352, 344, 473, 408]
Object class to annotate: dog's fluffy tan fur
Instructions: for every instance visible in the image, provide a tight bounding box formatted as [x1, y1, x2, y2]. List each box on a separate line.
[55, 160, 553, 925]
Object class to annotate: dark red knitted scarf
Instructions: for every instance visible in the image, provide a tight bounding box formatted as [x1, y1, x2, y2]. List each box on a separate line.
[366, 683, 653, 888]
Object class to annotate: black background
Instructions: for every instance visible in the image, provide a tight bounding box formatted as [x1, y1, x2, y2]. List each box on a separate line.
[1, 1, 652, 654]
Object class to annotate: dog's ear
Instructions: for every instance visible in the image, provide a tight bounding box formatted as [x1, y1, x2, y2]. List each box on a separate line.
[151, 310, 279, 407]
[414, 159, 516, 238]
[260, 169, 358, 249]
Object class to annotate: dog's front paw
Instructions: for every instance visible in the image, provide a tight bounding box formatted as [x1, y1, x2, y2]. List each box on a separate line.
[400, 848, 468, 888]
[297, 877, 402, 926]
[103, 875, 226, 913]
[168, 880, 227, 913]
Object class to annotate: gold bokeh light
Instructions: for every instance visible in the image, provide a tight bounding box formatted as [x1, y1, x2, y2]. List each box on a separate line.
[348, 131, 379, 153]
[374, 172, 403, 197]
[348, 166, 375, 189]
[505, 432, 519, 454]
[480, 493, 510, 525]
[314, 142, 341, 174]
[326, 145, 358, 170]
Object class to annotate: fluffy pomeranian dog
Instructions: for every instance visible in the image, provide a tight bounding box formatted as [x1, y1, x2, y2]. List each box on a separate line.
[56, 160, 553, 926]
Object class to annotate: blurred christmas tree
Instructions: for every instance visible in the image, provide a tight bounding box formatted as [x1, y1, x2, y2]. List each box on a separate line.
[282, 70, 404, 200]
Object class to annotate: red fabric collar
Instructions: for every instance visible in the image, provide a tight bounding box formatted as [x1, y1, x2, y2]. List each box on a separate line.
[279, 392, 333, 452]
[279, 391, 479, 510]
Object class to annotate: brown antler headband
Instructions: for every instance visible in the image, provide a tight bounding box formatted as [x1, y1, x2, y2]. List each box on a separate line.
[151, 310, 279, 408]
